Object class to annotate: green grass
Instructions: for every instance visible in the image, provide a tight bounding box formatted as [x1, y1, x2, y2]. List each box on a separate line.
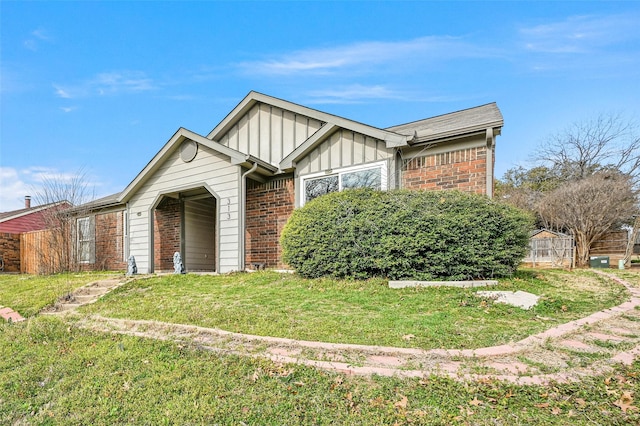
[616, 270, 640, 287]
[0, 272, 121, 317]
[79, 269, 629, 350]
[2, 316, 639, 425]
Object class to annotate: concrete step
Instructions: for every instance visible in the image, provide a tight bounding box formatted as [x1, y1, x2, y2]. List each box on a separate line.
[90, 280, 122, 289]
[56, 303, 83, 311]
[73, 295, 97, 304]
[75, 287, 108, 296]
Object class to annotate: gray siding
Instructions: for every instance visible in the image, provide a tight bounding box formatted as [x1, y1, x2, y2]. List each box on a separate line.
[219, 103, 324, 165]
[127, 144, 241, 273]
[296, 129, 395, 175]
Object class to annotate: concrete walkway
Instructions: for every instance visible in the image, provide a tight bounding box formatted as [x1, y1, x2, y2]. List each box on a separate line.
[68, 270, 640, 385]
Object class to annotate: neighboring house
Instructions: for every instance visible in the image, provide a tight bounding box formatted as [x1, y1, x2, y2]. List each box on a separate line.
[73, 91, 503, 274]
[0, 197, 70, 233]
[0, 197, 71, 272]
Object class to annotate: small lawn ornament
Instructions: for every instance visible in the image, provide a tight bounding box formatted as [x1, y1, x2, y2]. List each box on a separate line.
[173, 251, 185, 274]
[126, 255, 137, 276]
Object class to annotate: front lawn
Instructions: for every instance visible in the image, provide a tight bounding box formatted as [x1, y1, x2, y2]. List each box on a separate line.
[2, 315, 639, 425]
[80, 269, 629, 350]
[0, 272, 121, 318]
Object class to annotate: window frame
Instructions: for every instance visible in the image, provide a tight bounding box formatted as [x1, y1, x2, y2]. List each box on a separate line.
[299, 160, 388, 206]
[76, 216, 95, 264]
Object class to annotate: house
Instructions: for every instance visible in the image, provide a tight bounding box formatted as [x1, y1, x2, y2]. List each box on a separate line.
[73, 91, 503, 274]
[0, 196, 70, 233]
[0, 197, 71, 272]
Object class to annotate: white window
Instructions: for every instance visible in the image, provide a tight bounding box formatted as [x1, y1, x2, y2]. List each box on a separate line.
[301, 161, 387, 205]
[77, 217, 95, 263]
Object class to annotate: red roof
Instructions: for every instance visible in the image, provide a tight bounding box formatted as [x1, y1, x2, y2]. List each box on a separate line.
[0, 202, 71, 233]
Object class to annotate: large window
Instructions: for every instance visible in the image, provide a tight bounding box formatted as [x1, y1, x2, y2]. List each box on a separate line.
[77, 217, 95, 263]
[301, 161, 387, 204]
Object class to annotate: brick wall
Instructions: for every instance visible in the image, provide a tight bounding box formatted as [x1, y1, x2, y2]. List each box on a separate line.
[245, 177, 295, 269]
[401, 146, 488, 195]
[0, 233, 21, 272]
[154, 198, 181, 271]
[94, 211, 126, 271]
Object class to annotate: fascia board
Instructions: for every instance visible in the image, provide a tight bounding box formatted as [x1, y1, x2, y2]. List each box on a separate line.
[279, 123, 339, 171]
[118, 128, 249, 203]
[0, 201, 70, 223]
[410, 122, 503, 145]
[118, 127, 278, 204]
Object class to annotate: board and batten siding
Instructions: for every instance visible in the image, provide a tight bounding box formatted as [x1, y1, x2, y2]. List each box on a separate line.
[296, 129, 395, 176]
[127, 144, 241, 273]
[219, 103, 324, 165]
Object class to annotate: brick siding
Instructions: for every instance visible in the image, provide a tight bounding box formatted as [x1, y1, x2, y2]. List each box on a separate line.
[0, 233, 21, 272]
[401, 146, 488, 195]
[94, 211, 126, 271]
[245, 177, 295, 269]
[154, 198, 181, 271]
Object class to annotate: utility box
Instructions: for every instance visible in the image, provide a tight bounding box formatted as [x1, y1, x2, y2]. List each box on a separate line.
[590, 256, 610, 268]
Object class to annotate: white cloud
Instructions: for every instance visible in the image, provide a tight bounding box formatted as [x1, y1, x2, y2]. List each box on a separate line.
[238, 36, 487, 76]
[54, 85, 73, 98]
[0, 167, 103, 211]
[519, 13, 640, 54]
[301, 84, 475, 105]
[54, 70, 156, 99]
[23, 27, 52, 51]
[0, 167, 30, 211]
[304, 85, 406, 104]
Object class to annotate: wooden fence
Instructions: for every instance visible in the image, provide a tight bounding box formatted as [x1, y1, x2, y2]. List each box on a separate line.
[590, 231, 628, 265]
[20, 228, 70, 274]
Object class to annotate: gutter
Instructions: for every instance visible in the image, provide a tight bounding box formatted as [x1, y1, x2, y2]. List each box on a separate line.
[239, 161, 259, 271]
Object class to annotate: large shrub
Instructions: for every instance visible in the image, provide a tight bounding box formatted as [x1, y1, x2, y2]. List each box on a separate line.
[281, 189, 534, 280]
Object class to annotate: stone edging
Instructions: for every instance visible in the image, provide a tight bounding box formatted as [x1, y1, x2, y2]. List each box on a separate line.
[72, 270, 640, 385]
[0, 305, 25, 323]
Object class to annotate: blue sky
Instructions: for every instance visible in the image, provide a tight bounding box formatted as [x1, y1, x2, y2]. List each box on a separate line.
[1, 1, 639, 211]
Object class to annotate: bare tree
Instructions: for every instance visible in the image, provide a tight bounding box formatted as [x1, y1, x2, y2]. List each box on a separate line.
[536, 173, 639, 267]
[537, 113, 640, 183]
[29, 169, 94, 273]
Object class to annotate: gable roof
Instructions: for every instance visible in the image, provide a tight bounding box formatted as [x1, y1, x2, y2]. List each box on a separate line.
[207, 91, 409, 152]
[0, 201, 70, 223]
[75, 92, 504, 211]
[530, 229, 570, 238]
[386, 102, 503, 145]
[279, 123, 340, 171]
[117, 127, 278, 203]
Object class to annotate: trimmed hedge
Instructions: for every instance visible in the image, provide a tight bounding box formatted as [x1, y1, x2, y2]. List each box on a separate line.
[281, 189, 534, 280]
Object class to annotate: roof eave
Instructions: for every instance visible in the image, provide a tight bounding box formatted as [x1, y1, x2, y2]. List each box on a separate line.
[408, 122, 503, 146]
